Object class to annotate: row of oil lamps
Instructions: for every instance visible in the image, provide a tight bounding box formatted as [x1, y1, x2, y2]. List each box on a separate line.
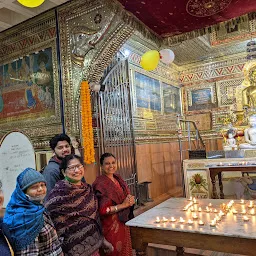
[155, 216, 206, 226]
[155, 199, 254, 227]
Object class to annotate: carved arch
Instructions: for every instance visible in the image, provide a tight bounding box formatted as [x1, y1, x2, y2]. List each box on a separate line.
[58, 0, 134, 135]
[72, 24, 133, 135]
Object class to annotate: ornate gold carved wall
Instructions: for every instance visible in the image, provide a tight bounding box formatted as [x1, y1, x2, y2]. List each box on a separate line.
[1, 0, 252, 147]
[0, 0, 136, 148]
[181, 55, 246, 134]
[57, 0, 134, 136]
[210, 17, 256, 46]
[122, 36, 182, 143]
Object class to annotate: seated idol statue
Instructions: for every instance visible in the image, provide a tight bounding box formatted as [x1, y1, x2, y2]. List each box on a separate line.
[240, 115, 256, 149]
[242, 82, 256, 109]
[224, 129, 237, 151]
[242, 62, 256, 110]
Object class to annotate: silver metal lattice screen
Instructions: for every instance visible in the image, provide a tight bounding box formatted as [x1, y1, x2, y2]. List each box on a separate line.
[99, 59, 137, 197]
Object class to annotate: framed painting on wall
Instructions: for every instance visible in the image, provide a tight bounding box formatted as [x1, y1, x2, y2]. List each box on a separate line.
[162, 82, 181, 114]
[129, 65, 182, 141]
[0, 42, 61, 131]
[134, 71, 161, 112]
[185, 169, 210, 199]
[186, 83, 217, 111]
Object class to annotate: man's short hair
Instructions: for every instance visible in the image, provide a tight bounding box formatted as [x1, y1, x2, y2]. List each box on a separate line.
[49, 134, 71, 150]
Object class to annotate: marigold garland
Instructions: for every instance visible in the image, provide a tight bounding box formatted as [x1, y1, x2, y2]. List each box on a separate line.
[80, 81, 95, 164]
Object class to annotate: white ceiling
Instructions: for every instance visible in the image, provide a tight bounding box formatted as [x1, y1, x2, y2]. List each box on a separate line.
[0, 0, 70, 32]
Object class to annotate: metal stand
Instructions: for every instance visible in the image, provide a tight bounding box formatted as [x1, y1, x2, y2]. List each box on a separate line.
[177, 115, 206, 198]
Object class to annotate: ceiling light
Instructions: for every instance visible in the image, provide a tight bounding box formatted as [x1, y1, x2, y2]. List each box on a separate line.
[17, 0, 45, 8]
[124, 49, 131, 57]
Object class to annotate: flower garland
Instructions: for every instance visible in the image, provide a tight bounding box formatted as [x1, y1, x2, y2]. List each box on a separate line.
[80, 81, 95, 164]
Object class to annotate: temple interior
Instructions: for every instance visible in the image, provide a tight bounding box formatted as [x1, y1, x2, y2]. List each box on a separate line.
[0, 0, 256, 255]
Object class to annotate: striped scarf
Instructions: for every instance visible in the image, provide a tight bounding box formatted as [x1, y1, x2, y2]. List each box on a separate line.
[45, 180, 103, 256]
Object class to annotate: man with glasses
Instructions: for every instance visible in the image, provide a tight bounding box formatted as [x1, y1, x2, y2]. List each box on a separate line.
[42, 133, 72, 199]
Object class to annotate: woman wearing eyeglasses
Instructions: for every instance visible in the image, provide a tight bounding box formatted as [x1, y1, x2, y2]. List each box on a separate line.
[45, 154, 113, 256]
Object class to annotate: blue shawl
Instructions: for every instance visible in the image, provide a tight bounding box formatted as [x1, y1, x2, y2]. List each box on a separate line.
[3, 169, 45, 250]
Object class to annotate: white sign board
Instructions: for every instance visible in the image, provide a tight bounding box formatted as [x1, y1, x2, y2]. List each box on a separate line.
[0, 132, 35, 207]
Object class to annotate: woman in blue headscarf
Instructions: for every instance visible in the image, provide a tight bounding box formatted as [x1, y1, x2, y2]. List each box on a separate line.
[4, 168, 63, 255]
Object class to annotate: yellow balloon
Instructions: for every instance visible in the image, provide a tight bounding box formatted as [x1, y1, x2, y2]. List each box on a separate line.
[140, 50, 160, 71]
[17, 0, 45, 8]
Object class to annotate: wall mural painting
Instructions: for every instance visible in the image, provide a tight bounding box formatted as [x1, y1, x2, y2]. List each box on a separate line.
[131, 67, 181, 141]
[134, 71, 181, 115]
[191, 88, 212, 105]
[0, 48, 54, 124]
[186, 83, 217, 111]
[135, 72, 161, 112]
[162, 82, 181, 114]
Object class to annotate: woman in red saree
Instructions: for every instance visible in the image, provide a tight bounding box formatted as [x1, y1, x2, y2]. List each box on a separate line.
[93, 153, 135, 256]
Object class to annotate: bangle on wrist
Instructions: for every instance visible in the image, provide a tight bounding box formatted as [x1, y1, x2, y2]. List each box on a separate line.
[114, 205, 118, 212]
